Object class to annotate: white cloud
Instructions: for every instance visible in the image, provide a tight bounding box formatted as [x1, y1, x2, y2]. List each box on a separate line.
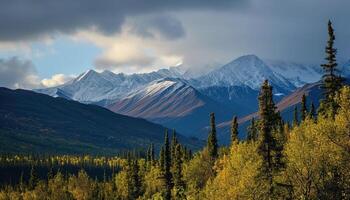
[73, 23, 184, 74]
[41, 74, 75, 87]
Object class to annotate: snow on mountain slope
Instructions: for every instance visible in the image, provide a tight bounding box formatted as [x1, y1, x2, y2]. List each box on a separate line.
[193, 55, 296, 92]
[108, 78, 234, 137]
[266, 60, 323, 87]
[36, 67, 185, 104]
[108, 78, 206, 119]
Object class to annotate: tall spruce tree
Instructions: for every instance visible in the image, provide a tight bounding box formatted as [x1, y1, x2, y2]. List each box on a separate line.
[28, 165, 37, 190]
[171, 130, 178, 166]
[147, 143, 155, 167]
[319, 20, 344, 117]
[293, 106, 299, 127]
[301, 94, 308, 121]
[247, 118, 258, 141]
[159, 146, 165, 171]
[257, 80, 280, 195]
[150, 143, 155, 165]
[207, 112, 218, 160]
[309, 102, 316, 120]
[130, 159, 141, 199]
[146, 145, 151, 163]
[162, 130, 172, 200]
[173, 144, 185, 199]
[230, 116, 239, 144]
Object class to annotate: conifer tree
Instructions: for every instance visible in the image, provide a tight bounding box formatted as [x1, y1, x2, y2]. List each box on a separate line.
[173, 144, 185, 198]
[150, 143, 155, 165]
[257, 80, 279, 195]
[171, 130, 178, 166]
[146, 145, 151, 163]
[247, 118, 258, 141]
[207, 112, 218, 160]
[159, 146, 165, 171]
[162, 130, 172, 200]
[230, 116, 239, 144]
[147, 143, 155, 168]
[130, 160, 141, 199]
[28, 165, 38, 190]
[319, 20, 344, 117]
[293, 106, 299, 127]
[301, 94, 308, 121]
[309, 102, 316, 120]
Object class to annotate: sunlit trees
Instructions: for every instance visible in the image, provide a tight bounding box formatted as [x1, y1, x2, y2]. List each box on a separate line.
[204, 141, 268, 199]
[68, 170, 96, 200]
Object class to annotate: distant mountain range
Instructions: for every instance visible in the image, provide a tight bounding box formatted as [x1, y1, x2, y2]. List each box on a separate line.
[0, 87, 201, 154]
[35, 55, 350, 141]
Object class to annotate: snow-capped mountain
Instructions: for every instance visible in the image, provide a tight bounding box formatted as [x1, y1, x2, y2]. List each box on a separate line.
[266, 60, 323, 87]
[108, 77, 233, 137]
[190, 55, 297, 117]
[36, 67, 185, 104]
[192, 55, 296, 92]
[35, 54, 349, 140]
[109, 78, 201, 119]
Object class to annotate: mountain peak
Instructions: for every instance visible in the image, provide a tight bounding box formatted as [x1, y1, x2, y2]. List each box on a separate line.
[193, 54, 295, 91]
[75, 69, 99, 82]
[225, 54, 265, 69]
[236, 54, 261, 61]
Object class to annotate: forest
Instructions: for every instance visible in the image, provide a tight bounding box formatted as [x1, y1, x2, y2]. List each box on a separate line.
[0, 22, 349, 200]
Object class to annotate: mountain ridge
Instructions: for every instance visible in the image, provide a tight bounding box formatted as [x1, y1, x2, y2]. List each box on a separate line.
[0, 87, 202, 154]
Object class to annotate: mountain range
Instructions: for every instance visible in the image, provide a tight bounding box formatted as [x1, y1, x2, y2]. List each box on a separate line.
[0, 87, 201, 154]
[35, 55, 349, 141]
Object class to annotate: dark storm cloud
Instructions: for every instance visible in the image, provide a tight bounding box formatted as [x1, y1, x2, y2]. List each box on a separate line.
[130, 15, 185, 40]
[0, 57, 39, 89]
[0, 0, 247, 41]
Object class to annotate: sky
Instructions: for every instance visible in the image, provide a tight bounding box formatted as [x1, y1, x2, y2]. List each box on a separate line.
[0, 0, 350, 89]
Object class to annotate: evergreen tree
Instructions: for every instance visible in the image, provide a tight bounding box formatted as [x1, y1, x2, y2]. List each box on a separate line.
[130, 160, 141, 199]
[301, 94, 308, 121]
[247, 118, 258, 141]
[319, 20, 344, 117]
[159, 146, 165, 171]
[150, 143, 155, 165]
[28, 165, 38, 190]
[173, 144, 185, 199]
[293, 106, 299, 127]
[309, 101, 316, 120]
[146, 145, 151, 163]
[207, 112, 218, 160]
[147, 143, 155, 168]
[162, 130, 172, 200]
[257, 80, 280, 195]
[171, 130, 178, 166]
[230, 116, 239, 144]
